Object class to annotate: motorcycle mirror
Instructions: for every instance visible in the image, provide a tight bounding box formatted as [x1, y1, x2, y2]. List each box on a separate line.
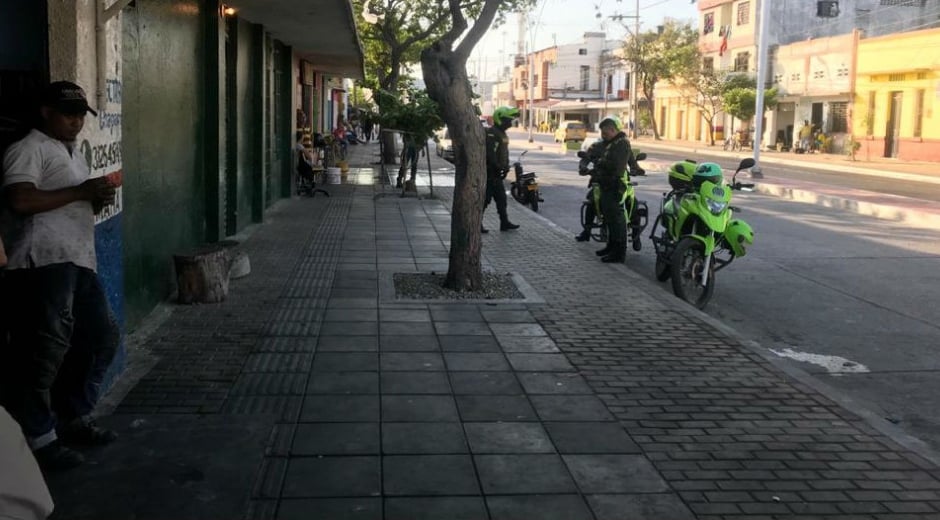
[737, 158, 756, 170]
[634, 152, 648, 161]
[576, 151, 587, 158]
[673, 164, 685, 174]
[729, 205, 742, 212]
[520, 150, 528, 158]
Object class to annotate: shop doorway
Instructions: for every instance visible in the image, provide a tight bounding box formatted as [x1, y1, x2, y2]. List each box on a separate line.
[0, 1, 47, 157]
[885, 91, 902, 158]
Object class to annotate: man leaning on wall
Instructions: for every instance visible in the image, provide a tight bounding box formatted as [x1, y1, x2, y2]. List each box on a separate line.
[0, 81, 120, 471]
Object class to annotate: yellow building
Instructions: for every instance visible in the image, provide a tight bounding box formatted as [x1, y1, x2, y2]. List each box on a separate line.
[852, 27, 940, 161]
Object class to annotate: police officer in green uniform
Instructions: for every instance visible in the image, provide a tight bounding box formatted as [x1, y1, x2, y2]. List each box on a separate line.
[483, 106, 520, 232]
[593, 115, 632, 263]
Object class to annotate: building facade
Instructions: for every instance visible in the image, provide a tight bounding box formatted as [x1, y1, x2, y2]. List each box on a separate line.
[0, 0, 362, 390]
[852, 27, 940, 161]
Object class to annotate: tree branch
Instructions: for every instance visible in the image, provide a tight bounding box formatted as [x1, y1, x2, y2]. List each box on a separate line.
[455, 0, 500, 60]
[440, 0, 468, 48]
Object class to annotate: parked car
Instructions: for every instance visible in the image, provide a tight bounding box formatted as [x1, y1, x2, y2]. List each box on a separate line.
[554, 120, 587, 143]
[435, 127, 454, 162]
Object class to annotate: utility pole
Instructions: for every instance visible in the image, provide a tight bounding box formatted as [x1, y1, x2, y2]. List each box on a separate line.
[751, 0, 770, 177]
[610, 0, 640, 139]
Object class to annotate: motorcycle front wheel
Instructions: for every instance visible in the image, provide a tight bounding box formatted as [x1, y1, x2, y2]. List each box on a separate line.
[529, 191, 540, 212]
[510, 184, 527, 204]
[669, 237, 715, 309]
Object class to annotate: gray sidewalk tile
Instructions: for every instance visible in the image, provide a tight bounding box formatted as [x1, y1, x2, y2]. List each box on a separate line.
[586, 494, 696, 520]
[382, 423, 469, 454]
[381, 372, 452, 394]
[379, 335, 440, 351]
[439, 336, 500, 352]
[544, 423, 641, 454]
[516, 373, 593, 395]
[383, 455, 480, 495]
[449, 372, 524, 395]
[382, 395, 460, 422]
[313, 353, 378, 372]
[530, 395, 616, 421]
[231, 373, 307, 395]
[495, 336, 560, 353]
[475, 454, 578, 494]
[381, 321, 436, 336]
[380, 352, 445, 371]
[444, 353, 511, 371]
[282, 457, 381, 497]
[223, 396, 302, 422]
[300, 395, 379, 422]
[563, 454, 670, 493]
[291, 423, 380, 455]
[385, 497, 488, 520]
[323, 308, 378, 322]
[316, 335, 379, 352]
[481, 310, 536, 323]
[430, 309, 485, 322]
[306, 372, 379, 395]
[456, 395, 538, 422]
[490, 323, 548, 337]
[276, 498, 382, 520]
[320, 321, 379, 336]
[379, 309, 432, 322]
[328, 298, 378, 309]
[435, 322, 493, 336]
[486, 495, 594, 520]
[464, 422, 556, 454]
[506, 353, 575, 372]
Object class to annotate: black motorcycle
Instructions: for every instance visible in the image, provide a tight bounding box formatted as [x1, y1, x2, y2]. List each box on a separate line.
[508, 151, 542, 212]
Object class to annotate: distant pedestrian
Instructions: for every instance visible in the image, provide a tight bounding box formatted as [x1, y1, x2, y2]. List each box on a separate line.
[798, 120, 813, 152]
[0, 81, 120, 471]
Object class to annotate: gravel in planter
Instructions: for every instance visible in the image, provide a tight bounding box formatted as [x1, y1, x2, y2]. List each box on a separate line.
[393, 272, 524, 300]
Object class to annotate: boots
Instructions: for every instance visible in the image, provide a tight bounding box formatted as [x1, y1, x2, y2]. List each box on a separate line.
[499, 216, 519, 231]
[575, 230, 591, 242]
[601, 241, 626, 263]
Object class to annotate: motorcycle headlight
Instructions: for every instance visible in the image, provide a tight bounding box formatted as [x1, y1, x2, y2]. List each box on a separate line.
[706, 199, 728, 215]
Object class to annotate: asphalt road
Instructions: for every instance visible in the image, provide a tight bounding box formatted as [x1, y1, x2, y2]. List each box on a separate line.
[503, 139, 940, 459]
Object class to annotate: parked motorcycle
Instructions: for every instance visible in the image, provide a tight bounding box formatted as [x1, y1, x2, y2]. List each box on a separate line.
[508, 151, 542, 212]
[649, 158, 756, 309]
[577, 146, 649, 252]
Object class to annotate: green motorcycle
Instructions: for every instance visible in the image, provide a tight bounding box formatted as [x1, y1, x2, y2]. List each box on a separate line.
[649, 158, 756, 309]
[577, 146, 649, 251]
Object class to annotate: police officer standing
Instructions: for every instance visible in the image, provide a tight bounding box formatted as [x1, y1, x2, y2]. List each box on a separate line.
[482, 106, 519, 233]
[593, 116, 631, 263]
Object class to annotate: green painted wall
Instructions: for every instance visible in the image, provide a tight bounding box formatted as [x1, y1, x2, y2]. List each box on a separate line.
[122, 0, 208, 327]
[234, 17, 259, 231]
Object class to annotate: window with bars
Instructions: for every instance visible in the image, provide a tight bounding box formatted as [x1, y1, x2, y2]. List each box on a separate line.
[737, 1, 750, 25]
[734, 52, 750, 72]
[889, 73, 906, 81]
[866, 91, 876, 135]
[580, 65, 590, 90]
[703, 57, 714, 73]
[703, 12, 715, 34]
[829, 102, 848, 133]
[917, 72, 928, 80]
[914, 89, 925, 137]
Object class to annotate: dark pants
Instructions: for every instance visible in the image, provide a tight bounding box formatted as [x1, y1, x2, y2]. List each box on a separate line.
[1, 263, 119, 447]
[599, 189, 626, 247]
[582, 189, 597, 233]
[484, 174, 509, 223]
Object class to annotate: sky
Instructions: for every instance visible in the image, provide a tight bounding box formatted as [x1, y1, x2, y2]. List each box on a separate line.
[468, 0, 699, 81]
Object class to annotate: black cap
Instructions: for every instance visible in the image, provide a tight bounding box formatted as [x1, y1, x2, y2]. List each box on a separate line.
[41, 81, 98, 117]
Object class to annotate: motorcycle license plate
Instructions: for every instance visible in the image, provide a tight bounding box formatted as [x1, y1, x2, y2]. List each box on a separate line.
[526, 184, 539, 191]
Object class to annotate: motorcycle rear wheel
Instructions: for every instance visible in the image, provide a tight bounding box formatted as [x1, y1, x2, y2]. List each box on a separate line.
[530, 191, 540, 212]
[670, 238, 715, 309]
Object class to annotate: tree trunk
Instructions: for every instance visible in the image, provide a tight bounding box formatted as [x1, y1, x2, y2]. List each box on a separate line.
[421, 43, 484, 291]
[645, 93, 660, 141]
[707, 120, 715, 146]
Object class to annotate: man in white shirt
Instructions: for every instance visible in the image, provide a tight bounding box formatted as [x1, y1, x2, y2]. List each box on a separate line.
[1, 81, 119, 470]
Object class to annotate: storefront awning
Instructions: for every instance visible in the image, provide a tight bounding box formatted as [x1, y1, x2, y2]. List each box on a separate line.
[225, 0, 365, 79]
